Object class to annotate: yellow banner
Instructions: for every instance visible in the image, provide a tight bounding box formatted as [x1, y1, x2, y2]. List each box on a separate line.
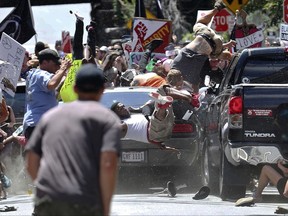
[60, 58, 82, 102]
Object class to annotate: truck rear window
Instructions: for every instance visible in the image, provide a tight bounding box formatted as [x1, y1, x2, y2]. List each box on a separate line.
[240, 56, 288, 84]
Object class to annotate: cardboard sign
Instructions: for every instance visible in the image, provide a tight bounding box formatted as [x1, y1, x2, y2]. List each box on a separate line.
[60, 55, 82, 102]
[129, 52, 166, 68]
[234, 27, 264, 50]
[280, 24, 288, 41]
[132, 18, 172, 53]
[0, 32, 25, 97]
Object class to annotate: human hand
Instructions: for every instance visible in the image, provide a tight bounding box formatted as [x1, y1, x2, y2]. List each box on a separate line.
[223, 40, 236, 50]
[60, 58, 72, 72]
[191, 93, 200, 108]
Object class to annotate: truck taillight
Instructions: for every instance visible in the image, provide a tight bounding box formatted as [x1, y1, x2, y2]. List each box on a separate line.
[228, 96, 243, 128]
[229, 96, 242, 114]
[173, 124, 193, 133]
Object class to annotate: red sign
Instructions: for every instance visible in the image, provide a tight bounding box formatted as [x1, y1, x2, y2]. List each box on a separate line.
[284, 0, 288, 23]
[132, 18, 172, 53]
[213, 9, 231, 32]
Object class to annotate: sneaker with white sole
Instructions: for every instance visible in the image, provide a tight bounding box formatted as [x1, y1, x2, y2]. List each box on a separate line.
[235, 197, 255, 207]
[149, 92, 173, 109]
[214, 0, 226, 11]
[70, 10, 84, 21]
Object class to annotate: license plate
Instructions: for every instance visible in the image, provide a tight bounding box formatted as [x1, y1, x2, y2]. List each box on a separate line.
[121, 151, 145, 162]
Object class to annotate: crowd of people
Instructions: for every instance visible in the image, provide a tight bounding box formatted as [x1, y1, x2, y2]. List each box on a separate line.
[0, 0, 287, 215]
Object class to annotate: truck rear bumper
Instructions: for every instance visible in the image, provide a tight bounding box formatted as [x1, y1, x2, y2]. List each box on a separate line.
[229, 145, 283, 165]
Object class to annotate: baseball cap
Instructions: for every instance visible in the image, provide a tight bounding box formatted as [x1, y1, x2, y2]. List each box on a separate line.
[99, 46, 108, 52]
[38, 48, 61, 65]
[75, 63, 105, 92]
[193, 23, 223, 58]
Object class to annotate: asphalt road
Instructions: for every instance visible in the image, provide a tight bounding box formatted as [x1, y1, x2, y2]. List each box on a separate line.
[1, 166, 287, 215]
[0, 190, 287, 216]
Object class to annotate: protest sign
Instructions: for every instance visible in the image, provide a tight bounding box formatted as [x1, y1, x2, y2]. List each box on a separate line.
[234, 27, 264, 50]
[60, 54, 81, 102]
[132, 18, 172, 53]
[280, 23, 288, 41]
[129, 52, 166, 68]
[0, 32, 25, 97]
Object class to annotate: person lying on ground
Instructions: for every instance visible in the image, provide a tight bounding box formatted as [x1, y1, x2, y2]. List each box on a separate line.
[236, 160, 288, 206]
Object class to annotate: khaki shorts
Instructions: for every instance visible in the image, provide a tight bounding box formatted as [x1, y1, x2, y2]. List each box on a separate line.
[148, 86, 175, 143]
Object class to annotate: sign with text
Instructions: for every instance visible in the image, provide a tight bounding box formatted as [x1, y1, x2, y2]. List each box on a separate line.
[0, 32, 25, 97]
[129, 52, 166, 68]
[280, 24, 288, 41]
[197, 10, 234, 33]
[234, 26, 264, 50]
[223, 0, 249, 14]
[60, 55, 82, 102]
[211, 9, 234, 32]
[284, 0, 288, 23]
[132, 18, 172, 53]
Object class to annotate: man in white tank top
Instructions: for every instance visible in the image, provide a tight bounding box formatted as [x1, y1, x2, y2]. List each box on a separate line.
[111, 92, 174, 147]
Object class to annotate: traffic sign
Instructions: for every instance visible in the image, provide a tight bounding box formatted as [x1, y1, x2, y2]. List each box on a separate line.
[284, 0, 288, 23]
[223, 0, 249, 14]
[212, 9, 233, 32]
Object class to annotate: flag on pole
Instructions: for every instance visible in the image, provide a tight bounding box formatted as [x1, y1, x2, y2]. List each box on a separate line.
[0, 0, 36, 44]
[62, 31, 72, 54]
[155, 0, 164, 19]
[134, 0, 147, 18]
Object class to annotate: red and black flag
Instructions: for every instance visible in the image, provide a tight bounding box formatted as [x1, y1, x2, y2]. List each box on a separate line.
[134, 0, 147, 18]
[0, 0, 36, 44]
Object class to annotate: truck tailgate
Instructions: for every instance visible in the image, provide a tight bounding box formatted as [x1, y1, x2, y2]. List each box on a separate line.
[243, 86, 288, 143]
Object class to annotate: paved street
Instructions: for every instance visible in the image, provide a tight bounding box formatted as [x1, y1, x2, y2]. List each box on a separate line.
[0, 188, 287, 215]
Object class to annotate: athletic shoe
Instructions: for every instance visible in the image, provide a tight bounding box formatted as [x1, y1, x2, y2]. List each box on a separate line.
[70, 10, 84, 21]
[167, 181, 177, 197]
[192, 186, 210, 200]
[148, 92, 173, 109]
[235, 197, 255, 207]
[275, 206, 288, 214]
[145, 39, 163, 53]
[214, 0, 226, 11]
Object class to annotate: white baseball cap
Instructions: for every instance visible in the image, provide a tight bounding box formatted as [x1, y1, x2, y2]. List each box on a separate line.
[99, 46, 108, 52]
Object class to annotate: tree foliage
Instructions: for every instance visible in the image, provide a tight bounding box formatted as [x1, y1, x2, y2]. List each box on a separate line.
[112, 0, 284, 42]
[244, 0, 283, 26]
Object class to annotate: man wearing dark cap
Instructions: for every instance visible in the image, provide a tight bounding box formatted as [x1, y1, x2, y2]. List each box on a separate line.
[23, 48, 72, 140]
[25, 63, 121, 216]
[171, 0, 235, 94]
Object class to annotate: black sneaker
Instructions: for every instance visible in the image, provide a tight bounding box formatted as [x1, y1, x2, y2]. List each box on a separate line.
[192, 186, 210, 200]
[144, 39, 163, 53]
[275, 206, 288, 214]
[167, 181, 177, 197]
[214, 0, 226, 11]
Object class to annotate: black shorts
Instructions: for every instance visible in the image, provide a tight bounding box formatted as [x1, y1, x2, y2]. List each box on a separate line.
[171, 48, 208, 85]
[277, 177, 288, 195]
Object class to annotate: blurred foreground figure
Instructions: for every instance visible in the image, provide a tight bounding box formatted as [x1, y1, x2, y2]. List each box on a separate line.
[25, 64, 121, 216]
